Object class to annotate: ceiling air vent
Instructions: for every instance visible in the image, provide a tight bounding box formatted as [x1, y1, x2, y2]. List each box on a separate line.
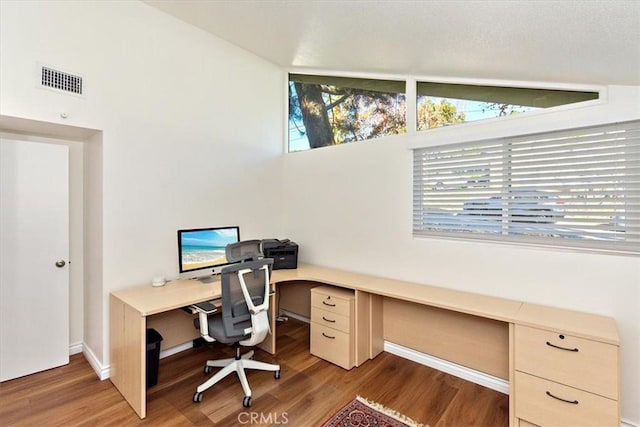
[41, 66, 83, 95]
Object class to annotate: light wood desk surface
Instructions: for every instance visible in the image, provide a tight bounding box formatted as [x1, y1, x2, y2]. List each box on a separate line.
[112, 278, 222, 316]
[112, 263, 521, 323]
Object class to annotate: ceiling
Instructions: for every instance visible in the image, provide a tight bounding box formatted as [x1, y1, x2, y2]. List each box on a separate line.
[144, 0, 640, 86]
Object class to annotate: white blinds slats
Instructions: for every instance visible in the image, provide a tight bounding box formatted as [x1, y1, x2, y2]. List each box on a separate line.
[413, 119, 640, 254]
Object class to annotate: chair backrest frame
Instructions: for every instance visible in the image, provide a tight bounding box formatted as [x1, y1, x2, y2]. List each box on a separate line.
[220, 257, 273, 339]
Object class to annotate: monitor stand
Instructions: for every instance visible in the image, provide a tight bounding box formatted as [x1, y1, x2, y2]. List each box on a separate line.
[197, 274, 218, 284]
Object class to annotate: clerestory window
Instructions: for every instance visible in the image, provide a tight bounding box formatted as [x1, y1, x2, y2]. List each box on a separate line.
[416, 82, 599, 130]
[288, 74, 406, 152]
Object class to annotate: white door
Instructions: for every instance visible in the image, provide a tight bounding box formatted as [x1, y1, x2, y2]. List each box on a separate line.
[0, 138, 70, 381]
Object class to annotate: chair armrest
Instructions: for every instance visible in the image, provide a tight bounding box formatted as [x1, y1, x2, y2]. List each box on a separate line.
[191, 301, 218, 314]
[191, 301, 219, 343]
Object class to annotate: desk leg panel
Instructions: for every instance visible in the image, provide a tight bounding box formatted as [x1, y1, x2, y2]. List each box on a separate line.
[509, 322, 516, 427]
[109, 295, 125, 392]
[109, 295, 146, 418]
[369, 293, 384, 359]
[354, 291, 383, 366]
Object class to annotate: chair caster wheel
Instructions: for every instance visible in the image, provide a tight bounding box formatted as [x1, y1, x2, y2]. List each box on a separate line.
[204, 365, 213, 374]
[274, 370, 281, 379]
[243, 396, 252, 407]
[193, 392, 203, 403]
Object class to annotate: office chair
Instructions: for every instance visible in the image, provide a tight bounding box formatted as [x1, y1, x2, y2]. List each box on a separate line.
[192, 240, 281, 407]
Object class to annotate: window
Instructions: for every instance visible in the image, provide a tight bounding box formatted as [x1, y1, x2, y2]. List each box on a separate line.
[289, 74, 406, 152]
[413, 120, 640, 254]
[416, 82, 599, 130]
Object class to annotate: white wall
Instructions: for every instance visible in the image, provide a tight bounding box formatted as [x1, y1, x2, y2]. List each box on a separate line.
[0, 0, 285, 370]
[282, 87, 640, 424]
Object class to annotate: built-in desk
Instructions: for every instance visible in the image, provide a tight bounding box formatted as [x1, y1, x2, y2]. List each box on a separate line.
[110, 264, 620, 426]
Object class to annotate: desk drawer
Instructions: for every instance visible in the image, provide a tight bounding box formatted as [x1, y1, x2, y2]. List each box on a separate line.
[311, 306, 351, 334]
[311, 286, 353, 317]
[310, 323, 353, 370]
[515, 372, 618, 427]
[515, 325, 618, 399]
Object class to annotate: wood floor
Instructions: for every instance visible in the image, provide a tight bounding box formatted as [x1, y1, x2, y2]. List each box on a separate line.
[0, 319, 509, 426]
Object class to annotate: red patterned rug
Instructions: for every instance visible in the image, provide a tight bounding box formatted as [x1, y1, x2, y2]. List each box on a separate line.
[321, 396, 425, 427]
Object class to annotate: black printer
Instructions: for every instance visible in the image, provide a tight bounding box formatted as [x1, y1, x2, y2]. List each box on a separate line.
[261, 239, 298, 270]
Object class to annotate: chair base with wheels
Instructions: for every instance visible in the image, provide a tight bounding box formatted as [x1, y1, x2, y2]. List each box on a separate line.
[192, 343, 281, 407]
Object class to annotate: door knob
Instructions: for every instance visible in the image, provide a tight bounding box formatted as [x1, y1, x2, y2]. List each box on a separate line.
[55, 260, 66, 268]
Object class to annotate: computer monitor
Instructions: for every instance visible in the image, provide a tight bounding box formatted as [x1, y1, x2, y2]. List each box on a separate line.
[177, 226, 240, 279]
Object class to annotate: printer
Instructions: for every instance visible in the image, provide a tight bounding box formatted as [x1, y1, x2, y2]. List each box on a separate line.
[261, 239, 298, 270]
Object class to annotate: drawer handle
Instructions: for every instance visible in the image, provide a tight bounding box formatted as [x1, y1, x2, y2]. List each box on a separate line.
[322, 316, 336, 323]
[322, 332, 335, 340]
[546, 391, 579, 405]
[546, 341, 579, 352]
[322, 300, 336, 307]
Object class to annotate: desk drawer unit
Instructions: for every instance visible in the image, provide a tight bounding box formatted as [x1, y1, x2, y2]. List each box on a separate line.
[514, 324, 619, 427]
[310, 286, 355, 370]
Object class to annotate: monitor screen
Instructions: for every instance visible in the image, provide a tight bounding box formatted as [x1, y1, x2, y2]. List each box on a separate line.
[177, 226, 240, 274]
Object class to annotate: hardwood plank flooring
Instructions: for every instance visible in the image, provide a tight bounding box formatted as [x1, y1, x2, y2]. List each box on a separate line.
[0, 319, 509, 426]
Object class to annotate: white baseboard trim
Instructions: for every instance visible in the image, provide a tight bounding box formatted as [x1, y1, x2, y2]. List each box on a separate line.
[384, 341, 510, 395]
[160, 341, 193, 359]
[82, 342, 110, 380]
[79, 340, 194, 382]
[622, 419, 639, 427]
[69, 341, 83, 356]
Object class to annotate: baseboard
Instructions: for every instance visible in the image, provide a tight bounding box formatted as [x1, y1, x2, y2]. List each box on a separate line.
[384, 341, 510, 395]
[160, 341, 193, 359]
[82, 342, 110, 380]
[622, 419, 639, 427]
[68, 341, 83, 356]
[79, 340, 195, 382]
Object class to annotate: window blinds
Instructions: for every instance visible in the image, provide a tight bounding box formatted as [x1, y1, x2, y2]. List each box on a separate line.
[413, 120, 640, 254]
